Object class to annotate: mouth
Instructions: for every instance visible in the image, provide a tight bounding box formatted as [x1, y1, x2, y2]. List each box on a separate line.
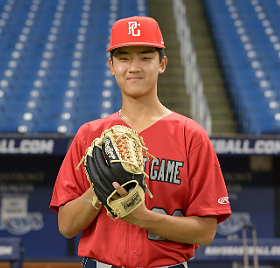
[127, 77, 142, 81]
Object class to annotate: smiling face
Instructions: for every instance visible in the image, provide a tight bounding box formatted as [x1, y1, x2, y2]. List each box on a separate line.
[108, 46, 167, 100]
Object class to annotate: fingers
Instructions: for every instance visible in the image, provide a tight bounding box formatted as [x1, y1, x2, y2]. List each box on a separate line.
[112, 182, 127, 198]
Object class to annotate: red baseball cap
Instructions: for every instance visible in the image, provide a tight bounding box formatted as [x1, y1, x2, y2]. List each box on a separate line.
[106, 16, 165, 52]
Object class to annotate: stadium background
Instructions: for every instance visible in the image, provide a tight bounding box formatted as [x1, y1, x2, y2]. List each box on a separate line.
[0, 0, 280, 267]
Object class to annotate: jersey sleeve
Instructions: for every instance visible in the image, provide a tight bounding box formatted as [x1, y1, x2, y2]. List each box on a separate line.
[49, 124, 90, 213]
[185, 124, 231, 223]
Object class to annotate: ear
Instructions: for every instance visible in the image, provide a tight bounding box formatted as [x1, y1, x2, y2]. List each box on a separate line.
[108, 58, 115, 75]
[159, 56, 168, 74]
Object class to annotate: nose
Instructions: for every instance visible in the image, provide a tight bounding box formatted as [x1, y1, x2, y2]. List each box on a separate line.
[128, 58, 141, 72]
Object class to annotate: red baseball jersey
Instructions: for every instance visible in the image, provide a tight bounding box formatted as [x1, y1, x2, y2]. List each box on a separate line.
[50, 112, 231, 268]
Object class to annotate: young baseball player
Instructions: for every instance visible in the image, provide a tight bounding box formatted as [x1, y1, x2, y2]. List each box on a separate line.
[50, 16, 231, 268]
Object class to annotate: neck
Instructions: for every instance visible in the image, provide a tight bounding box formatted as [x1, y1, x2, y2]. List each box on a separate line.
[118, 104, 169, 132]
[120, 103, 165, 119]
[120, 94, 164, 115]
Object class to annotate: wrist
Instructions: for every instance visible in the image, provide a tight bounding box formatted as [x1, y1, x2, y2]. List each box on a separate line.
[130, 207, 159, 230]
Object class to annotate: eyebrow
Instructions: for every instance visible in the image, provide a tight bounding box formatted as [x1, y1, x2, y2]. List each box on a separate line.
[114, 49, 156, 56]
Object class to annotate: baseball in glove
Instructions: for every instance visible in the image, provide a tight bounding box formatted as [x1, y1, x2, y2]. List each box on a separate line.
[76, 125, 155, 219]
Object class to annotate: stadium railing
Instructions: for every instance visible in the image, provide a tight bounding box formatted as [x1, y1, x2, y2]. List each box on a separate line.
[172, 0, 212, 135]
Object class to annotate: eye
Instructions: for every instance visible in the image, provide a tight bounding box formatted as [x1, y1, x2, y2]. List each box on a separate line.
[119, 57, 129, 61]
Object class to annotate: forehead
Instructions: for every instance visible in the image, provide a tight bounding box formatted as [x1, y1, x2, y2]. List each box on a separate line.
[112, 46, 158, 55]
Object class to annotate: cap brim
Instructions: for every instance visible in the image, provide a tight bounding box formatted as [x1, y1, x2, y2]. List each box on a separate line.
[106, 42, 165, 52]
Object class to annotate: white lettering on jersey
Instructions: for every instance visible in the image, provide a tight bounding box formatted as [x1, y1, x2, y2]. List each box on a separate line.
[148, 158, 183, 185]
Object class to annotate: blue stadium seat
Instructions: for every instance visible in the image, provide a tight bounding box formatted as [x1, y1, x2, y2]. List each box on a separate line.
[203, 0, 280, 134]
[0, 0, 148, 134]
[0, 112, 34, 133]
[245, 113, 280, 135]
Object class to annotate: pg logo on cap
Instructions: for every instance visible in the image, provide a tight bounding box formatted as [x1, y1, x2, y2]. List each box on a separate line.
[128, 21, 141, 36]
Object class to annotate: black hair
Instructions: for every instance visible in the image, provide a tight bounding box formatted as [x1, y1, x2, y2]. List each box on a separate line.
[157, 48, 165, 62]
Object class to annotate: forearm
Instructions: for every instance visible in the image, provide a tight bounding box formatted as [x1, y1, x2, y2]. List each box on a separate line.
[124, 207, 217, 245]
[58, 188, 101, 238]
[112, 182, 217, 245]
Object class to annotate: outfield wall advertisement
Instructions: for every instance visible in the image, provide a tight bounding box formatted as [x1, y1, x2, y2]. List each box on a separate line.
[1, 136, 280, 156]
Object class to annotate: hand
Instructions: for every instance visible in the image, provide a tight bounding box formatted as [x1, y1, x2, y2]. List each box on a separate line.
[111, 182, 150, 225]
